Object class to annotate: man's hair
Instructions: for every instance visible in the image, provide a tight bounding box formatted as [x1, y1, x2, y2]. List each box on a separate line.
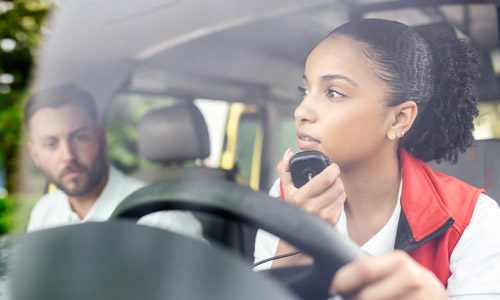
[24, 84, 98, 128]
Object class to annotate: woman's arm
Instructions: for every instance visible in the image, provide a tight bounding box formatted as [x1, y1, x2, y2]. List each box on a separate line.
[330, 194, 500, 299]
[447, 194, 500, 299]
[331, 250, 448, 299]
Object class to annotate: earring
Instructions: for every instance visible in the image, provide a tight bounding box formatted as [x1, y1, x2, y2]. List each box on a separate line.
[387, 131, 396, 140]
[399, 130, 405, 139]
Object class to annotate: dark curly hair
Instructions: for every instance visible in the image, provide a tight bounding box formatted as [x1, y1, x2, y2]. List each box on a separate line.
[329, 19, 480, 163]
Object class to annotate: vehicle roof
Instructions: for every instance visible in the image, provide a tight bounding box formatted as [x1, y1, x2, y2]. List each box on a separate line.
[33, 0, 500, 113]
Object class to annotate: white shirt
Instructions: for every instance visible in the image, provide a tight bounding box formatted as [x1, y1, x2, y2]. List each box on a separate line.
[27, 165, 203, 240]
[254, 179, 500, 299]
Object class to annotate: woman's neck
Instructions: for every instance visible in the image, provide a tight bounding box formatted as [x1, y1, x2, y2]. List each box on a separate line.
[341, 149, 401, 245]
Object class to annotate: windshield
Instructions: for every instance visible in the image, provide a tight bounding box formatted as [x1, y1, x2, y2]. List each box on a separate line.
[1, 1, 500, 299]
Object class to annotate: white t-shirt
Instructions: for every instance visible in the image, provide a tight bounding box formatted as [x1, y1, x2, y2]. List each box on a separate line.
[254, 179, 500, 299]
[27, 165, 203, 240]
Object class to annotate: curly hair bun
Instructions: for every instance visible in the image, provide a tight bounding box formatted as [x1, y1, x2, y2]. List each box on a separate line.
[406, 23, 480, 163]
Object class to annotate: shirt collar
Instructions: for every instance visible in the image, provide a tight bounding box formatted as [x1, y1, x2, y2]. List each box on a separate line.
[82, 164, 120, 221]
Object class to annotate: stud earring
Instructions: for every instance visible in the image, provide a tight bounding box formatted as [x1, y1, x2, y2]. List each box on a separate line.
[388, 131, 396, 140]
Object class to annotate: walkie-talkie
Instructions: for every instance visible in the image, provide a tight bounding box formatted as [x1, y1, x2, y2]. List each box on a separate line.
[289, 150, 330, 188]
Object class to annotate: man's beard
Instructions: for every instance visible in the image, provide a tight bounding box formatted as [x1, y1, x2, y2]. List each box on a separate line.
[44, 144, 108, 197]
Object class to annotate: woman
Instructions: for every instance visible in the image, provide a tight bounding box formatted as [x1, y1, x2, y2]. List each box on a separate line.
[254, 19, 500, 298]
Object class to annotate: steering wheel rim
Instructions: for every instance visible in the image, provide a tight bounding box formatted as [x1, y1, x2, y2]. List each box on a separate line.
[9, 222, 299, 300]
[111, 176, 363, 299]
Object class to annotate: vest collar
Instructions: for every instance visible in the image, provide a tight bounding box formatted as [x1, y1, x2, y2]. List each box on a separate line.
[395, 149, 455, 251]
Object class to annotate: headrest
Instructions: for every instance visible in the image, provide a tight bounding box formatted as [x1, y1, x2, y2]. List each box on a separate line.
[427, 139, 500, 202]
[138, 103, 210, 163]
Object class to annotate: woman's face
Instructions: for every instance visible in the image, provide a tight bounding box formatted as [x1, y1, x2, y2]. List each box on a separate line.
[296, 35, 394, 168]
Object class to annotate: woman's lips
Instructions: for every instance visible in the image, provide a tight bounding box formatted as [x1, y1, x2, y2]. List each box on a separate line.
[296, 135, 320, 150]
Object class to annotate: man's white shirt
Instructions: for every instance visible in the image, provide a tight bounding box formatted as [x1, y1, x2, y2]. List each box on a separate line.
[254, 179, 500, 299]
[27, 165, 203, 239]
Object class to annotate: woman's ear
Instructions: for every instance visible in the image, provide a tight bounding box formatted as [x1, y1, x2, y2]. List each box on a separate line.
[386, 101, 418, 140]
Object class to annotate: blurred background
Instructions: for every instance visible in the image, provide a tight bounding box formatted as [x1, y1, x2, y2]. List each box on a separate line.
[0, 0, 51, 234]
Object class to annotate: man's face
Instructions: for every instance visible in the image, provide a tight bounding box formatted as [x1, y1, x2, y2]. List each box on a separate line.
[28, 105, 107, 197]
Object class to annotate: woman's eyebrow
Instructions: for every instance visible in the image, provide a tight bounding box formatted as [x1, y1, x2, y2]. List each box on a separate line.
[302, 74, 358, 87]
[321, 74, 358, 87]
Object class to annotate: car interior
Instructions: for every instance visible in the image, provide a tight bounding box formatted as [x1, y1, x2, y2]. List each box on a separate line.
[428, 139, 500, 201]
[136, 102, 252, 258]
[6, 0, 500, 299]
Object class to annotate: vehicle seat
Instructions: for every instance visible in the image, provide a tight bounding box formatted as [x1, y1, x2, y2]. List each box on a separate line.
[137, 102, 234, 181]
[427, 139, 500, 204]
[137, 103, 245, 256]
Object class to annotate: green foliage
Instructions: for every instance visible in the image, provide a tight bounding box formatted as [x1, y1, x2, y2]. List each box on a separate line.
[7, 192, 38, 234]
[475, 102, 500, 139]
[0, 196, 12, 235]
[0, 0, 50, 189]
[0, 0, 51, 233]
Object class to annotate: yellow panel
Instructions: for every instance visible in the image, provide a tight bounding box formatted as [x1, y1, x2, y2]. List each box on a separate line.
[249, 127, 263, 190]
[220, 103, 258, 170]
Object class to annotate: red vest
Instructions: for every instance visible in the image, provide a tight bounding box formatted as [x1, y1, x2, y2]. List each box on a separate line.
[279, 149, 484, 286]
[397, 149, 484, 286]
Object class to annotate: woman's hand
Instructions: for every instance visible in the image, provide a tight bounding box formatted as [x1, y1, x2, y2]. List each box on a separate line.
[331, 250, 448, 299]
[278, 148, 346, 226]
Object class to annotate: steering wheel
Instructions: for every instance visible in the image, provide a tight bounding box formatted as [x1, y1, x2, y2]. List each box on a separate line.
[111, 176, 363, 300]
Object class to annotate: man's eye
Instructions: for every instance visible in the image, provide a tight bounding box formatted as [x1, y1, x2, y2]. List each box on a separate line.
[75, 135, 88, 141]
[298, 86, 310, 96]
[326, 89, 345, 99]
[43, 142, 56, 149]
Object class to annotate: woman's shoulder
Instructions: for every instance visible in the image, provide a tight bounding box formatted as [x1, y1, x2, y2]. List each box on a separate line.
[473, 193, 500, 220]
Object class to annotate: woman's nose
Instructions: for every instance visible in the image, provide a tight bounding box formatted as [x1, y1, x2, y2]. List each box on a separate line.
[294, 96, 317, 124]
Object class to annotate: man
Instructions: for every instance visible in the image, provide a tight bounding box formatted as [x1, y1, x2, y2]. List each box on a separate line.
[25, 84, 202, 238]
